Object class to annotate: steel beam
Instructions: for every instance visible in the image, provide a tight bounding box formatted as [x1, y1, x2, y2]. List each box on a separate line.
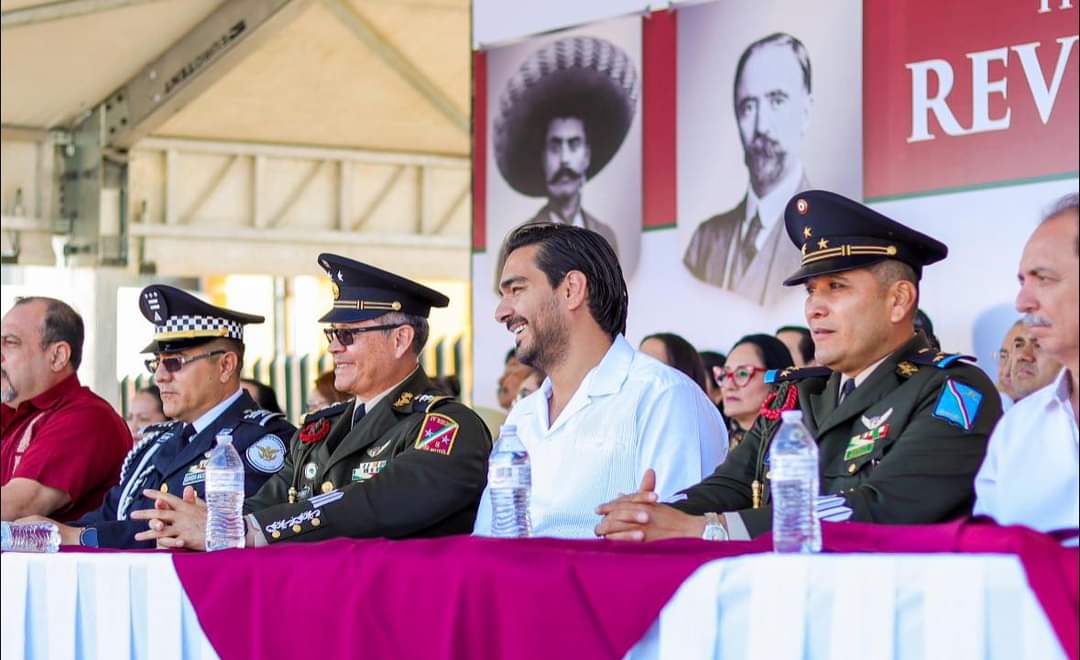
[136, 136, 468, 168]
[100, 0, 312, 149]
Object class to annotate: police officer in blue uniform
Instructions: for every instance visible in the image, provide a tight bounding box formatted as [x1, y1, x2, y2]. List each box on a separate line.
[53, 285, 296, 548]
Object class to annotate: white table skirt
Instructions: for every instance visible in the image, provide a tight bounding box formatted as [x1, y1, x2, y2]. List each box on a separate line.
[1, 552, 1066, 660]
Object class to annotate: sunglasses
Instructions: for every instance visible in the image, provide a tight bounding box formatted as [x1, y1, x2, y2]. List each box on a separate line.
[713, 364, 766, 388]
[323, 324, 407, 347]
[145, 350, 225, 375]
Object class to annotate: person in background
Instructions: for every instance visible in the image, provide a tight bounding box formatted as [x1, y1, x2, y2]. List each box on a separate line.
[720, 334, 794, 449]
[2, 297, 131, 522]
[975, 193, 1079, 533]
[474, 223, 727, 539]
[242, 378, 283, 414]
[496, 348, 532, 412]
[15, 285, 294, 548]
[698, 351, 727, 412]
[431, 375, 462, 399]
[998, 319, 1061, 404]
[914, 309, 941, 352]
[639, 332, 711, 394]
[775, 325, 814, 367]
[306, 370, 351, 413]
[513, 367, 545, 406]
[127, 385, 167, 440]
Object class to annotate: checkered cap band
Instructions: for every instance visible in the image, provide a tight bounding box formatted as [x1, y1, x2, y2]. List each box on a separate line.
[155, 315, 244, 342]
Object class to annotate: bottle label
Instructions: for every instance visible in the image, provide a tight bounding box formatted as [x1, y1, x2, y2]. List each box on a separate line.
[489, 463, 530, 489]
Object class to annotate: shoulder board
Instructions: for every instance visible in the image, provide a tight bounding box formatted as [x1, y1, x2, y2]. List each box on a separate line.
[390, 390, 456, 414]
[764, 366, 832, 385]
[241, 408, 287, 427]
[140, 421, 176, 442]
[908, 348, 977, 369]
[302, 400, 350, 426]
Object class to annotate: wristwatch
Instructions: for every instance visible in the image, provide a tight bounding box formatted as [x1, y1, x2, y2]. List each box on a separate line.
[79, 526, 99, 548]
[702, 512, 729, 541]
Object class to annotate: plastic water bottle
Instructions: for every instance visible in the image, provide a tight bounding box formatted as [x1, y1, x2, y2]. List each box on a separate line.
[488, 424, 532, 538]
[770, 410, 821, 553]
[1, 521, 60, 553]
[205, 431, 246, 551]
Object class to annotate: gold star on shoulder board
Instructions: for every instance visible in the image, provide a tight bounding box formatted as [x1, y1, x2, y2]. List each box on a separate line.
[818, 238, 829, 249]
[803, 226, 813, 239]
[897, 361, 919, 377]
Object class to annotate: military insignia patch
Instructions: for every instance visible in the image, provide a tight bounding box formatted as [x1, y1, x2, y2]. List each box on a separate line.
[303, 462, 318, 480]
[246, 435, 286, 473]
[897, 362, 919, 377]
[300, 418, 331, 444]
[351, 461, 387, 481]
[367, 438, 393, 457]
[414, 413, 460, 455]
[393, 392, 415, 408]
[860, 408, 893, 430]
[844, 424, 889, 461]
[933, 379, 983, 430]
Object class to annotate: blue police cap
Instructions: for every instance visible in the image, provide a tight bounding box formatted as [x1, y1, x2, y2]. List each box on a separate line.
[139, 284, 264, 354]
[782, 190, 948, 286]
[317, 253, 449, 324]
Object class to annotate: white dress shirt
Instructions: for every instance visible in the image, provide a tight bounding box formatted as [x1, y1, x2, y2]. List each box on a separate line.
[473, 335, 728, 538]
[974, 368, 1079, 532]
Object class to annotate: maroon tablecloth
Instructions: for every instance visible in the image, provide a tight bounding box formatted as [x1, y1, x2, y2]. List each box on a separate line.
[171, 520, 1078, 660]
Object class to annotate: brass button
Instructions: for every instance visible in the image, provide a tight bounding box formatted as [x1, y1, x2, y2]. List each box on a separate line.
[160, 483, 169, 494]
[271, 530, 281, 539]
[292, 524, 302, 533]
[764, 471, 771, 480]
[311, 517, 321, 527]
[321, 481, 334, 494]
[848, 464, 857, 474]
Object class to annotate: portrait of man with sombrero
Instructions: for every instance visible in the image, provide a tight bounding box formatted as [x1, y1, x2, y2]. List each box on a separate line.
[492, 34, 639, 267]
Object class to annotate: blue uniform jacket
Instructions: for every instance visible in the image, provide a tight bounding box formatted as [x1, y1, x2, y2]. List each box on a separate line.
[73, 391, 296, 549]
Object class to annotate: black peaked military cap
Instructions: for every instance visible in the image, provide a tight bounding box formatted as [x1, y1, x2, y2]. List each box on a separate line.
[317, 253, 450, 324]
[781, 190, 948, 286]
[139, 284, 264, 354]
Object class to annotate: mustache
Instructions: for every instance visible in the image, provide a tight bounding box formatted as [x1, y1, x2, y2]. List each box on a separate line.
[548, 167, 582, 184]
[1023, 313, 1051, 328]
[747, 134, 783, 158]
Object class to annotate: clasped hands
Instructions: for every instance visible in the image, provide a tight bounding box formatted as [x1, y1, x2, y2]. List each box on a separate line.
[130, 486, 211, 550]
[593, 469, 706, 541]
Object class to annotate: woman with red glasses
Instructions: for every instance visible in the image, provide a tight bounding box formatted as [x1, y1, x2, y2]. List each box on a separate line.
[716, 334, 794, 449]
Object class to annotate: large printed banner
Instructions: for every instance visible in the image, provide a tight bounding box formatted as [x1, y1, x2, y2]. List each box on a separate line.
[471, 0, 1078, 410]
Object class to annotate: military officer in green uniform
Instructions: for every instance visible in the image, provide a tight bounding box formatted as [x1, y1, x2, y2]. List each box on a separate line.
[132, 254, 492, 548]
[595, 190, 1001, 541]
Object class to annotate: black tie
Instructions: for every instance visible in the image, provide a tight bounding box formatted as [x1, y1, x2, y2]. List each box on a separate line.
[839, 379, 856, 404]
[180, 424, 197, 443]
[351, 403, 366, 429]
[741, 213, 763, 272]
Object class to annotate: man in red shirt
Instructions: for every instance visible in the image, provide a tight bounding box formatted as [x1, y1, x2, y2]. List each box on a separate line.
[1, 297, 132, 522]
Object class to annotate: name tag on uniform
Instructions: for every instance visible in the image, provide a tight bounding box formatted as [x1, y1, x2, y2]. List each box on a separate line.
[182, 460, 209, 486]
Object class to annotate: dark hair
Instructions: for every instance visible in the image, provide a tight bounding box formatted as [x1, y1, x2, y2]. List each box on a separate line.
[775, 325, 814, 364]
[734, 32, 812, 102]
[502, 223, 628, 338]
[431, 374, 462, 398]
[137, 385, 165, 416]
[731, 334, 795, 372]
[913, 309, 941, 351]
[313, 371, 349, 405]
[210, 337, 246, 373]
[642, 332, 709, 394]
[242, 378, 282, 414]
[504, 348, 518, 364]
[698, 350, 727, 374]
[1043, 192, 1079, 256]
[13, 296, 85, 370]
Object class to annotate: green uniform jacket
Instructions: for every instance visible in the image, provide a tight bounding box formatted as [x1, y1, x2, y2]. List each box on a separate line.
[245, 369, 492, 543]
[672, 334, 1001, 537]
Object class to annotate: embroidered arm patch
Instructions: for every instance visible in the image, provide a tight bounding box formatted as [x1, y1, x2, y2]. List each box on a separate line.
[932, 379, 983, 430]
[414, 413, 460, 455]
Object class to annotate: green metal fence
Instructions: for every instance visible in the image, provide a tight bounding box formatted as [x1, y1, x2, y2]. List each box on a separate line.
[119, 334, 464, 425]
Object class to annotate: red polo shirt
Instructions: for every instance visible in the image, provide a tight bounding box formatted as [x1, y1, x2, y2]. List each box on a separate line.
[1, 373, 132, 521]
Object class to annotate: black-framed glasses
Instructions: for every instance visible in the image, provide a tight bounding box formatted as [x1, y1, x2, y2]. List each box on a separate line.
[714, 364, 765, 388]
[323, 324, 407, 347]
[145, 350, 225, 375]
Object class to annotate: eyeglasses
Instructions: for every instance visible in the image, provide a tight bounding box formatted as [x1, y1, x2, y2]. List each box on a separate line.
[714, 364, 766, 388]
[145, 350, 225, 375]
[323, 324, 407, 347]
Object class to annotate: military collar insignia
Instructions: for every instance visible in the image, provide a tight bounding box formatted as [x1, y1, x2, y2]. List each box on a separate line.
[897, 361, 919, 377]
[861, 408, 893, 430]
[393, 391, 415, 409]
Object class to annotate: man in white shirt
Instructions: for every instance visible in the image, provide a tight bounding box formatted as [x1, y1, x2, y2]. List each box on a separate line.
[683, 33, 813, 306]
[474, 223, 727, 538]
[975, 194, 1079, 532]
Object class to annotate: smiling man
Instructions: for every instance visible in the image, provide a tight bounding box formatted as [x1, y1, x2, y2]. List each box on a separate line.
[16, 286, 295, 548]
[473, 223, 726, 539]
[997, 319, 1061, 403]
[597, 190, 1000, 542]
[133, 254, 492, 549]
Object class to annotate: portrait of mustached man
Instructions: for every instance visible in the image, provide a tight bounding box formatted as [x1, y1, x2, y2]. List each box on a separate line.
[684, 32, 814, 307]
[492, 35, 639, 274]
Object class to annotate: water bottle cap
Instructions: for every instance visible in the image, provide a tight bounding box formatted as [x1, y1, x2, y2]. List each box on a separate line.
[215, 432, 234, 445]
[498, 424, 517, 437]
[780, 410, 804, 423]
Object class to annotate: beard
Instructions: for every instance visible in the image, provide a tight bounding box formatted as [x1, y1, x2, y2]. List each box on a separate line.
[744, 134, 787, 192]
[513, 299, 569, 374]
